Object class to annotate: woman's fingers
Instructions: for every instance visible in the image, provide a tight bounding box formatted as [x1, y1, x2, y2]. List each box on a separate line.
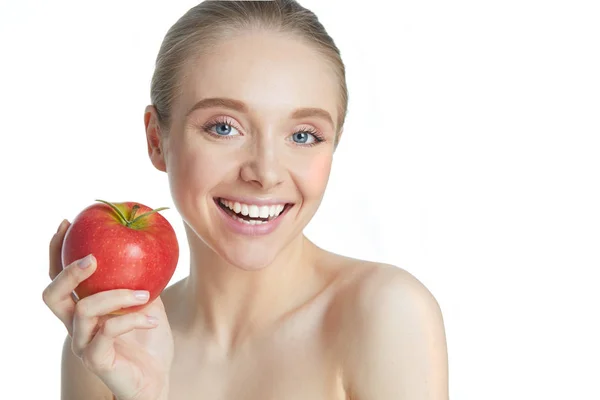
[86, 312, 160, 371]
[42, 254, 97, 335]
[103, 312, 159, 338]
[71, 289, 151, 357]
[49, 219, 70, 280]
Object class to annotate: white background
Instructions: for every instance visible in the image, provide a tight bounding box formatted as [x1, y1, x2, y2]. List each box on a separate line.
[1, 0, 599, 398]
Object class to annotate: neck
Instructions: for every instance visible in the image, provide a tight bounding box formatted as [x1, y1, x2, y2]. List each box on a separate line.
[180, 223, 320, 353]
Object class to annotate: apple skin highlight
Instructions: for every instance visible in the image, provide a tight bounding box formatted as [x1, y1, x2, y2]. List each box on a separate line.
[61, 200, 179, 315]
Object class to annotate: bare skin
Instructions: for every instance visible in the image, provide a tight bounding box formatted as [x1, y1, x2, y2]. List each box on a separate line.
[54, 233, 446, 400]
[162, 240, 378, 400]
[46, 29, 448, 399]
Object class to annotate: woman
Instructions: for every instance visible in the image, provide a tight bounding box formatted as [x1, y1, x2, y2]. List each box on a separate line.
[43, 1, 448, 399]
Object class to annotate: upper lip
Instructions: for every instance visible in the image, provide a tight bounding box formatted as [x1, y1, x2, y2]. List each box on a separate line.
[216, 196, 294, 206]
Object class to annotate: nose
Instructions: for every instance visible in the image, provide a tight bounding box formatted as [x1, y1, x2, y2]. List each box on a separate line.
[239, 137, 285, 190]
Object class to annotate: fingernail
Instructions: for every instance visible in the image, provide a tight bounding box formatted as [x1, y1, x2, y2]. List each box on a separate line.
[78, 254, 94, 268]
[146, 315, 159, 325]
[134, 290, 149, 301]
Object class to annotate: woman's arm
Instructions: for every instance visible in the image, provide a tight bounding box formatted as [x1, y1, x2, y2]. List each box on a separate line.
[341, 265, 449, 400]
[61, 334, 114, 400]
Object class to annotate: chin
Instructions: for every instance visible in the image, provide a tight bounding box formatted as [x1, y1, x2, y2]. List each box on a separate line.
[216, 240, 283, 271]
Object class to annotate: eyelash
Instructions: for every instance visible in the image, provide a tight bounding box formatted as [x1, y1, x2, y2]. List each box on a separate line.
[200, 116, 326, 147]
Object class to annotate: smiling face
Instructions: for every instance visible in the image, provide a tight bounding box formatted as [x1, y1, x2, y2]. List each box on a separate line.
[146, 30, 341, 270]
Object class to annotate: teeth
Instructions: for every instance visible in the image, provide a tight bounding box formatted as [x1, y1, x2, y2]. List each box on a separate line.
[249, 205, 260, 218]
[230, 213, 268, 225]
[259, 206, 270, 218]
[238, 216, 266, 225]
[219, 198, 287, 220]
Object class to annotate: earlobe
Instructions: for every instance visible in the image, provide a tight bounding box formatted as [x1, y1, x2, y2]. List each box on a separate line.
[144, 105, 167, 172]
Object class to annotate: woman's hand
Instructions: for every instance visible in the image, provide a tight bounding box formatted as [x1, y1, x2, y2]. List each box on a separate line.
[43, 219, 174, 400]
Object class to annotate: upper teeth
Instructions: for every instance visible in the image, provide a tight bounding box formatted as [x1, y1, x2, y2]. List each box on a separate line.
[219, 199, 286, 218]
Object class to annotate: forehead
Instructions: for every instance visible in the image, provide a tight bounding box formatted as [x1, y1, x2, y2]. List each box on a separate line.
[179, 31, 339, 126]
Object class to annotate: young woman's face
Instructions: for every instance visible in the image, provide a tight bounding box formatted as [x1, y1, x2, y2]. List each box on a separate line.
[158, 31, 341, 270]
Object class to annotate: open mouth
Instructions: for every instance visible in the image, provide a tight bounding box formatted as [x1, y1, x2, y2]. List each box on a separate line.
[214, 197, 293, 225]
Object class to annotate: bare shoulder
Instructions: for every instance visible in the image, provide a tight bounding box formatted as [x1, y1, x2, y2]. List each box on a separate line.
[343, 261, 442, 312]
[324, 254, 442, 317]
[327, 257, 449, 399]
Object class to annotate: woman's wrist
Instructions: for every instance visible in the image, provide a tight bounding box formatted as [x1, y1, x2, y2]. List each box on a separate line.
[113, 382, 169, 400]
[157, 382, 170, 400]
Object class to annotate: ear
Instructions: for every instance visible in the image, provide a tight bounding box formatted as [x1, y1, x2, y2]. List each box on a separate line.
[144, 105, 167, 172]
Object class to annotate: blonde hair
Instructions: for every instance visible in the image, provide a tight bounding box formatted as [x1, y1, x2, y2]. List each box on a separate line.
[150, 0, 348, 143]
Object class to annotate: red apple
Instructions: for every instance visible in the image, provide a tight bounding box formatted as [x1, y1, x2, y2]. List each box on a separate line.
[61, 199, 179, 315]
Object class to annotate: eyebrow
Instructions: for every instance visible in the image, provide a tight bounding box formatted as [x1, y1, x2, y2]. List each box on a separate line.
[185, 97, 335, 130]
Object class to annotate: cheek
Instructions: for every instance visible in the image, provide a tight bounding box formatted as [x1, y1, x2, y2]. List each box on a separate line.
[297, 154, 333, 198]
[166, 140, 224, 201]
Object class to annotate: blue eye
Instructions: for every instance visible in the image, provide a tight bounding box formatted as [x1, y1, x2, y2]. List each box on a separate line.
[201, 119, 241, 138]
[214, 123, 234, 136]
[292, 132, 313, 144]
[290, 130, 325, 147]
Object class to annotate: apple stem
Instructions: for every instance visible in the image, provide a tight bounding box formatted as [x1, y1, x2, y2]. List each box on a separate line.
[130, 205, 140, 221]
[95, 199, 169, 228]
[129, 207, 170, 226]
[96, 199, 128, 225]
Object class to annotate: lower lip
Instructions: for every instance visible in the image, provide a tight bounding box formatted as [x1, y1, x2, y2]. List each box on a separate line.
[214, 199, 292, 236]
